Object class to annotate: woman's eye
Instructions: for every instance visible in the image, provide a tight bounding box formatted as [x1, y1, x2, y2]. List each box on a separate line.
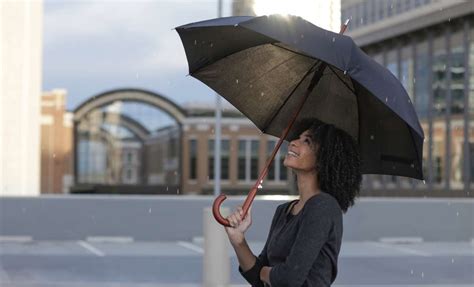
[303, 138, 310, 144]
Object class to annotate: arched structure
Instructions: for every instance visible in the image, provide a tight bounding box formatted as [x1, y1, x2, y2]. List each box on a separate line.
[74, 88, 187, 123]
[73, 88, 186, 193]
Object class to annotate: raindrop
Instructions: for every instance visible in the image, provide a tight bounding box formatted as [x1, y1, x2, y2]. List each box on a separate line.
[332, 37, 335, 42]
[261, 92, 265, 97]
[343, 70, 347, 75]
[166, 186, 169, 191]
[177, 188, 180, 194]
[410, 163, 415, 168]
[194, 40, 197, 45]
[423, 180, 426, 185]
[421, 272, 424, 279]
[370, 135, 374, 140]
[235, 79, 239, 84]
[456, 211, 459, 217]
[234, 24, 238, 27]
[385, 97, 388, 102]
[451, 258, 455, 263]
[410, 269, 414, 275]
[300, 34, 305, 39]
[148, 208, 152, 213]
[210, 43, 214, 48]
[413, 78, 416, 84]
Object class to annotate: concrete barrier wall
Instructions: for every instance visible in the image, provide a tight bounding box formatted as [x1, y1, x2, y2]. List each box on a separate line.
[0, 195, 472, 242]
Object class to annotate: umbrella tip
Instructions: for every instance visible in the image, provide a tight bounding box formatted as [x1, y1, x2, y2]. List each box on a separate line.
[344, 19, 350, 26]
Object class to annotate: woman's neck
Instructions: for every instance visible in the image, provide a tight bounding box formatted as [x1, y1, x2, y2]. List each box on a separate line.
[296, 170, 320, 204]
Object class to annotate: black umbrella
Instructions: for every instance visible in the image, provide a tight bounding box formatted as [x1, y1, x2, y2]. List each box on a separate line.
[176, 15, 424, 226]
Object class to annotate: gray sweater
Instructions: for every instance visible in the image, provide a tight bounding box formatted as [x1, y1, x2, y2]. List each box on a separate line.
[239, 192, 343, 287]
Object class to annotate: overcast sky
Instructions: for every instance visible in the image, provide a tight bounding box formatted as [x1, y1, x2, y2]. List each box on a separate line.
[43, 0, 233, 110]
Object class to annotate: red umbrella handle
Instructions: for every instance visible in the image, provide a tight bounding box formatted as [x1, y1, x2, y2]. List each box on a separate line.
[212, 19, 351, 227]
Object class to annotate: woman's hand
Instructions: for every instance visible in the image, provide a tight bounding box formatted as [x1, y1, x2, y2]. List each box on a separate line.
[224, 206, 252, 245]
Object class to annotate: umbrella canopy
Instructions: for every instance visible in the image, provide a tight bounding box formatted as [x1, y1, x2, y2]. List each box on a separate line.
[176, 15, 424, 180]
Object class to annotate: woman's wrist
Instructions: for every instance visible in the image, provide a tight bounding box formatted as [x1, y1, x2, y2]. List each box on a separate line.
[230, 235, 246, 247]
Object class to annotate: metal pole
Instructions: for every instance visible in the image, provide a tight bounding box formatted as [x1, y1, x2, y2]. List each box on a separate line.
[214, 0, 223, 197]
[204, 1, 230, 286]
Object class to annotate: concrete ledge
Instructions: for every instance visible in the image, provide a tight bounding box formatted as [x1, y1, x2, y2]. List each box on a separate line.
[0, 195, 472, 241]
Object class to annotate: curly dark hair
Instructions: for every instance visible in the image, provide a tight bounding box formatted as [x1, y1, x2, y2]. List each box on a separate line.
[291, 119, 362, 213]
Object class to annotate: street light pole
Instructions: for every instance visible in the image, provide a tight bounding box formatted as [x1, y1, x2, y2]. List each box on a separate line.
[204, 1, 230, 286]
[214, 0, 223, 197]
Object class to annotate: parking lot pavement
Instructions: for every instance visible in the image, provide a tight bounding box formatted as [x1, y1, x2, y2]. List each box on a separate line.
[1, 240, 473, 286]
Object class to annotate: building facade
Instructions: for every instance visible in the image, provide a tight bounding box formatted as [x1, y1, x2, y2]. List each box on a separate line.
[0, 1, 43, 196]
[343, 0, 474, 195]
[40, 90, 74, 194]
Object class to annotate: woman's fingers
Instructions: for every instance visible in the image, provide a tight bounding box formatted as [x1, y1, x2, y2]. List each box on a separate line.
[227, 208, 244, 227]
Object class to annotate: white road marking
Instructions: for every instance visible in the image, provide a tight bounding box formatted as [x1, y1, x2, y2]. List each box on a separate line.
[379, 237, 423, 244]
[86, 236, 134, 243]
[77, 240, 105, 257]
[0, 236, 33, 243]
[176, 241, 204, 254]
[370, 241, 431, 257]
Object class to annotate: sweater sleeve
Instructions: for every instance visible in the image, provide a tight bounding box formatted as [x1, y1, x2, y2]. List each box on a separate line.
[239, 205, 282, 287]
[269, 198, 334, 287]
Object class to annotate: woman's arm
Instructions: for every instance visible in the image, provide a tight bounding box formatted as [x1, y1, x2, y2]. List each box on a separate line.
[230, 237, 257, 272]
[225, 206, 257, 272]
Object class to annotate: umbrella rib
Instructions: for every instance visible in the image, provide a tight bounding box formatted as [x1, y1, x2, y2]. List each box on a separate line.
[327, 65, 356, 94]
[261, 61, 320, 133]
[272, 43, 316, 60]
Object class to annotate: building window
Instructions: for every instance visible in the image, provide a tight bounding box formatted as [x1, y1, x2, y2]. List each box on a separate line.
[238, 139, 260, 181]
[449, 30, 466, 189]
[401, 44, 415, 101]
[208, 139, 230, 180]
[250, 140, 259, 180]
[450, 31, 465, 115]
[415, 40, 429, 119]
[189, 139, 197, 180]
[432, 35, 448, 117]
[266, 139, 288, 182]
[238, 140, 246, 180]
[386, 48, 398, 78]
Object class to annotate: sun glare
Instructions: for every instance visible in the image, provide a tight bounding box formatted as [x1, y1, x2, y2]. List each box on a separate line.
[252, 0, 341, 32]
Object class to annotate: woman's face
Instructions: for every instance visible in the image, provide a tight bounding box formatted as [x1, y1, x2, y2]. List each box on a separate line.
[283, 129, 317, 172]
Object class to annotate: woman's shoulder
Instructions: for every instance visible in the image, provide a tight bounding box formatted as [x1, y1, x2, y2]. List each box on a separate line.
[275, 199, 299, 214]
[304, 192, 341, 214]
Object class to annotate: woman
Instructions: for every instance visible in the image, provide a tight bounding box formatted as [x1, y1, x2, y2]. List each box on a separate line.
[225, 119, 362, 287]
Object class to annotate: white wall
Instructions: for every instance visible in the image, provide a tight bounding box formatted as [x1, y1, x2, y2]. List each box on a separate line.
[0, 0, 43, 196]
